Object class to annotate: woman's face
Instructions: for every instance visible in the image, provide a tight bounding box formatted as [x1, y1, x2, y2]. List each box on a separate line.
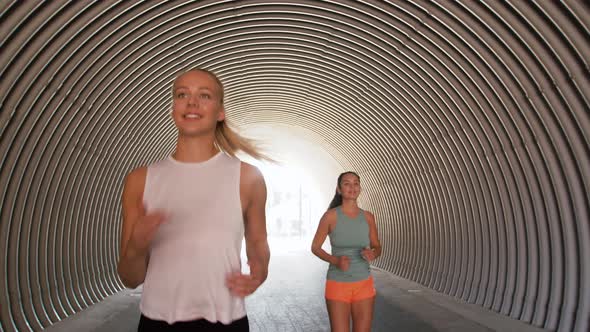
[338, 173, 361, 200]
[171, 70, 225, 137]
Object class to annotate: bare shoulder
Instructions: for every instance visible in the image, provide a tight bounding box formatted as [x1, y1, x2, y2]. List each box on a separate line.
[121, 167, 147, 221]
[239, 162, 266, 209]
[124, 167, 147, 191]
[325, 208, 338, 219]
[363, 210, 376, 222]
[127, 166, 147, 182]
[239, 161, 264, 185]
[322, 208, 338, 226]
[122, 166, 148, 207]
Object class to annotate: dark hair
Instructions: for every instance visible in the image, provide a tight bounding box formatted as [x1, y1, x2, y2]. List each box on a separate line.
[327, 171, 360, 210]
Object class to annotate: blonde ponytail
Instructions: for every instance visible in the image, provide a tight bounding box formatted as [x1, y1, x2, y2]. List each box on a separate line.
[214, 120, 273, 162]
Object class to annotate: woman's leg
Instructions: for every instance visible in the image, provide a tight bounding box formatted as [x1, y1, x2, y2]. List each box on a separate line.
[326, 299, 352, 332]
[350, 296, 375, 332]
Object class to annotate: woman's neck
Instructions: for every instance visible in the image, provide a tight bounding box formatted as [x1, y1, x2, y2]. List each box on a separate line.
[341, 199, 359, 210]
[173, 134, 219, 162]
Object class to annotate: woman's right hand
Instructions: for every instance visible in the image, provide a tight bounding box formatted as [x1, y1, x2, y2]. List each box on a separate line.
[127, 212, 166, 254]
[335, 256, 350, 271]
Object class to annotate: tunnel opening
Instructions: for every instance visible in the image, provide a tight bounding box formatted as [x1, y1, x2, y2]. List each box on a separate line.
[237, 123, 348, 256]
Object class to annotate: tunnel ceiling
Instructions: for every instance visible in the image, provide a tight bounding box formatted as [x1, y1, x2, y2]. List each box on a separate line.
[1, 1, 589, 332]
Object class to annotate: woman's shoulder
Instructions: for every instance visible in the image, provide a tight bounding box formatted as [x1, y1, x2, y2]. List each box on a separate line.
[125, 166, 147, 185]
[323, 207, 339, 222]
[362, 210, 375, 221]
[326, 207, 339, 214]
[239, 161, 264, 183]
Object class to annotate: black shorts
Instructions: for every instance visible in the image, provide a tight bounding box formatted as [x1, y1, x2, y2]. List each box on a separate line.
[137, 314, 249, 332]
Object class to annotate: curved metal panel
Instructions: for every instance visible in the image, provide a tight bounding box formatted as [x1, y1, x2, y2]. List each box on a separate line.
[0, 1, 588, 331]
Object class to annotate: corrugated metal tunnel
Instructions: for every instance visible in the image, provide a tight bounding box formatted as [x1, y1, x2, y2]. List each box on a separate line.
[0, 1, 588, 331]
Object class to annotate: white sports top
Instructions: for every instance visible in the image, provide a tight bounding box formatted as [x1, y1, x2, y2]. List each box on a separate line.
[140, 152, 245, 324]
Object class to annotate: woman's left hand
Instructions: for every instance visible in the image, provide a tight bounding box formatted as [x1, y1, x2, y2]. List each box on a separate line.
[226, 260, 267, 297]
[361, 247, 376, 261]
[226, 270, 263, 297]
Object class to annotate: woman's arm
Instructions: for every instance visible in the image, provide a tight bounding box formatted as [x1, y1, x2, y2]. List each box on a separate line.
[117, 167, 165, 288]
[362, 211, 382, 261]
[227, 162, 270, 297]
[311, 210, 349, 270]
[311, 211, 336, 264]
[243, 164, 270, 285]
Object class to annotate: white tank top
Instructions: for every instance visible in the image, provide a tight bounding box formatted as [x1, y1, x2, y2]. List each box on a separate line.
[140, 152, 245, 324]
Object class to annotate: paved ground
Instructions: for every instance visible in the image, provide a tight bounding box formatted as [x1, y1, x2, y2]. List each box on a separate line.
[44, 244, 548, 332]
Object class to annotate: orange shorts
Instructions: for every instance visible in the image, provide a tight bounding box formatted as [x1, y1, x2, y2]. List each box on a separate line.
[325, 276, 376, 303]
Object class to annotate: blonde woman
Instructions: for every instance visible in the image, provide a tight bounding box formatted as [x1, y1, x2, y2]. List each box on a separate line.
[117, 69, 270, 332]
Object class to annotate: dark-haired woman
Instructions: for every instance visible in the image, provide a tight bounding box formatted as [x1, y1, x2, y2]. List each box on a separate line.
[117, 69, 270, 332]
[311, 171, 382, 332]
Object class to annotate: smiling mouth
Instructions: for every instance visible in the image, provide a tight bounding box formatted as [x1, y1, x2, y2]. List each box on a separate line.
[184, 113, 202, 119]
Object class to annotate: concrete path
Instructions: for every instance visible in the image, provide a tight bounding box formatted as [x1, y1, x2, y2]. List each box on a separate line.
[44, 248, 548, 332]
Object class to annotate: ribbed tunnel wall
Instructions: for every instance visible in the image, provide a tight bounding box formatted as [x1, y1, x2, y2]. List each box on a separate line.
[1, 1, 588, 331]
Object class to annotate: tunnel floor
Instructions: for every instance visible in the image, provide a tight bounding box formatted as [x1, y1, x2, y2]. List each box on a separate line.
[44, 241, 548, 332]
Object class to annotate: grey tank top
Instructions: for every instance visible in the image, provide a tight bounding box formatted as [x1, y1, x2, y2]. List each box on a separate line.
[327, 206, 371, 282]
